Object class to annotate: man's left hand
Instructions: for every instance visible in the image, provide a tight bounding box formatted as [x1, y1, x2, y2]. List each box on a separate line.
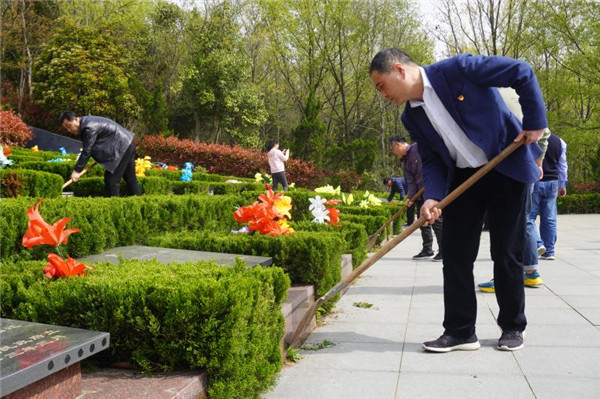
[71, 170, 82, 182]
[558, 187, 567, 196]
[514, 129, 544, 145]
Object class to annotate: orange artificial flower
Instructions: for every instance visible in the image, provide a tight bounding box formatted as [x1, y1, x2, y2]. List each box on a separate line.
[43, 253, 88, 278]
[327, 207, 341, 226]
[258, 189, 284, 207]
[325, 199, 341, 205]
[3, 145, 11, 157]
[22, 198, 81, 248]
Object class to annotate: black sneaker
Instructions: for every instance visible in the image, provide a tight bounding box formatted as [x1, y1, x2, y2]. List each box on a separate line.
[413, 250, 434, 260]
[432, 252, 443, 262]
[497, 330, 524, 351]
[422, 334, 480, 353]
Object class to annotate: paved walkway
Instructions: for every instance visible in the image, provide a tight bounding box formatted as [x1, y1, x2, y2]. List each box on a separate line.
[265, 215, 600, 399]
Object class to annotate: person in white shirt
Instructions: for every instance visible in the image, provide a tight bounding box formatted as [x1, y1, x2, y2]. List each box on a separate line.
[266, 139, 290, 191]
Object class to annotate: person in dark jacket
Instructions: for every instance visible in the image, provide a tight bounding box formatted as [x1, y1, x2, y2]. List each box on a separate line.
[59, 111, 141, 197]
[389, 135, 442, 261]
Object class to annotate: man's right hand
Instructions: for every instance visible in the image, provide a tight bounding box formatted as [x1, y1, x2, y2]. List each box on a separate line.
[421, 199, 441, 225]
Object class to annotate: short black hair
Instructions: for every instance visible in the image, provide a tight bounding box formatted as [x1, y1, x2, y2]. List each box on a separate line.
[370, 48, 415, 74]
[388, 135, 406, 147]
[383, 177, 392, 185]
[58, 111, 77, 124]
[266, 139, 278, 152]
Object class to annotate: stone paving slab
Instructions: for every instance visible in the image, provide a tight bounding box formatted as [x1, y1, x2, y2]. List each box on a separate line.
[265, 215, 600, 399]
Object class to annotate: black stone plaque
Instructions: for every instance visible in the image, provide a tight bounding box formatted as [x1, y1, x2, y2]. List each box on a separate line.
[0, 318, 109, 397]
[78, 245, 273, 267]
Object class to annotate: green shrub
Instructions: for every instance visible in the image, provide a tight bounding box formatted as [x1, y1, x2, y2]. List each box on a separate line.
[291, 221, 367, 267]
[0, 169, 63, 198]
[342, 214, 388, 238]
[9, 154, 46, 164]
[557, 194, 600, 214]
[146, 169, 254, 183]
[148, 230, 344, 297]
[0, 258, 289, 399]
[18, 160, 104, 180]
[70, 176, 263, 197]
[1, 195, 246, 261]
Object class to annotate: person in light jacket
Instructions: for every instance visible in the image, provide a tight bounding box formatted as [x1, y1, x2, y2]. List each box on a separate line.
[267, 139, 289, 191]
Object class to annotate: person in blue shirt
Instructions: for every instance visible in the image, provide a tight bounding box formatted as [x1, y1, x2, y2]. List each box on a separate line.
[383, 177, 406, 202]
[370, 49, 547, 353]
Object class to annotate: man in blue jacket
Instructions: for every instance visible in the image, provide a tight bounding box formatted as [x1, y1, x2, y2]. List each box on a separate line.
[383, 177, 406, 202]
[370, 49, 546, 352]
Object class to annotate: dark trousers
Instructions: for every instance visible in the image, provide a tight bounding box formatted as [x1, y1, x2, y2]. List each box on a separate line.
[104, 142, 141, 197]
[416, 198, 443, 254]
[442, 168, 528, 338]
[271, 171, 288, 191]
[406, 203, 416, 225]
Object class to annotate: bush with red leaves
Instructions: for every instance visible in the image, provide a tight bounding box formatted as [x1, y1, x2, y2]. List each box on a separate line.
[0, 110, 34, 146]
[136, 135, 361, 190]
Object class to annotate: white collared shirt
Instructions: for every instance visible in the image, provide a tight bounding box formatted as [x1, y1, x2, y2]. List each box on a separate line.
[409, 67, 488, 168]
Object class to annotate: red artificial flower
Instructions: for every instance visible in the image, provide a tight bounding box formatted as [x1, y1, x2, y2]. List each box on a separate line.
[167, 165, 178, 171]
[43, 253, 89, 278]
[326, 199, 341, 205]
[3, 145, 11, 157]
[22, 199, 81, 249]
[327, 207, 341, 226]
[264, 183, 272, 190]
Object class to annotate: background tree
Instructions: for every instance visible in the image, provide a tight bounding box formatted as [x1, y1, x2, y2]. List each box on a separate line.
[32, 20, 140, 128]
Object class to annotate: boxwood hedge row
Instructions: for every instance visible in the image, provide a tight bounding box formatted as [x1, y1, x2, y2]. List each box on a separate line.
[147, 230, 344, 297]
[0, 169, 63, 198]
[0, 258, 290, 399]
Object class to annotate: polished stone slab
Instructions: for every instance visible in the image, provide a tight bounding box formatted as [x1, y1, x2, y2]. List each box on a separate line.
[0, 318, 109, 397]
[78, 245, 272, 267]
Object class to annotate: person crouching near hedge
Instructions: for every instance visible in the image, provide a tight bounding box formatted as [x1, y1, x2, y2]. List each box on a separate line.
[267, 139, 290, 191]
[59, 111, 141, 197]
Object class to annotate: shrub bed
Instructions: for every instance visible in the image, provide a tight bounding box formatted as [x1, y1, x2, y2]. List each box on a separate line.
[69, 176, 264, 197]
[146, 169, 254, 183]
[0, 169, 63, 198]
[17, 160, 104, 180]
[291, 221, 368, 267]
[147, 230, 344, 297]
[1, 195, 245, 261]
[0, 258, 289, 399]
[557, 194, 600, 214]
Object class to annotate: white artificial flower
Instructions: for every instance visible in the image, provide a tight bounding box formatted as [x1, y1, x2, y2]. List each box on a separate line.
[308, 195, 327, 212]
[311, 206, 330, 224]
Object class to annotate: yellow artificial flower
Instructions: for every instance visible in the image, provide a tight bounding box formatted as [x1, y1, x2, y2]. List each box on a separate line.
[347, 193, 354, 204]
[31, 146, 39, 152]
[277, 218, 294, 233]
[359, 200, 369, 208]
[135, 156, 152, 177]
[254, 172, 263, 183]
[273, 195, 293, 219]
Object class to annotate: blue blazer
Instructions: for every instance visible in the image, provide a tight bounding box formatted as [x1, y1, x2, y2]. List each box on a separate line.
[401, 54, 547, 201]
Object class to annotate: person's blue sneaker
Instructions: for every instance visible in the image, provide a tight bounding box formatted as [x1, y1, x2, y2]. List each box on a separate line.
[478, 279, 495, 293]
[524, 270, 543, 287]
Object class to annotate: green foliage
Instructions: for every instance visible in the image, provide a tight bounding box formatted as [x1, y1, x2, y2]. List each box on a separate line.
[291, 221, 367, 268]
[148, 230, 344, 297]
[18, 160, 104, 180]
[292, 88, 327, 167]
[0, 169, 63, 198]
[33, 19, 140, 125]
[0, 258, 290, 399]
[557, 194, 600, 214]
[0, 195, 244, 261]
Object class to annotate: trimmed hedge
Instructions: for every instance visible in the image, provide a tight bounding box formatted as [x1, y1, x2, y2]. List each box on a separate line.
[146, 169, 254, 183]
[291, 221, 368, 268]
[0, 169, 63, 198]
[1, 195, 246, 261]
[18, 160, 104, 180]
[69, 176, 264, 197]
[557, 194, 600, 214]
[147, 230, 344, 297]
[343, 214, 388, 238]
[0, 258, 289, 399]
